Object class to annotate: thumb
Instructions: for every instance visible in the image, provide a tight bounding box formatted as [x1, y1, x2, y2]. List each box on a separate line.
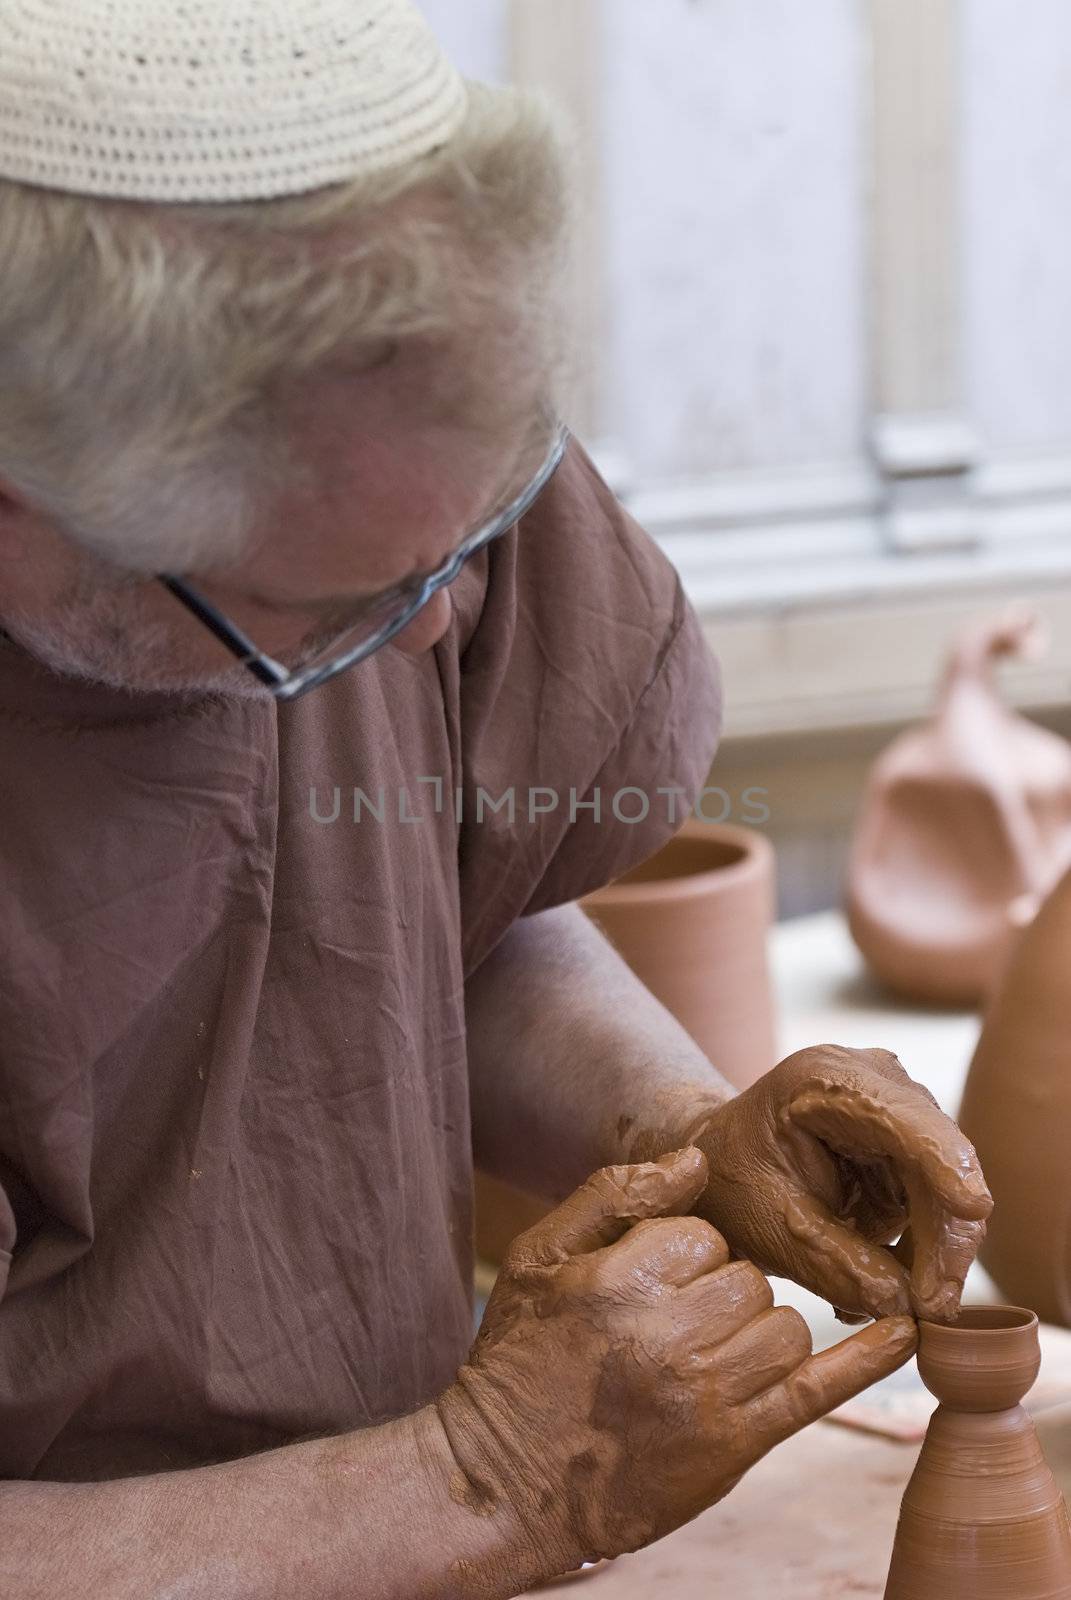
[775, 1180, 914, 1319]
[745, 1316, 918, 1449]
[511, 1147, 709, 1265]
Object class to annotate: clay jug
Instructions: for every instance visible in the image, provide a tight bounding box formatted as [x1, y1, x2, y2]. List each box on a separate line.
[474, 819, 778, 1268]
[958, 864, 1071, 1324]
[885, 1307, 1071, 1599]
[846, 611, 1071, 1006]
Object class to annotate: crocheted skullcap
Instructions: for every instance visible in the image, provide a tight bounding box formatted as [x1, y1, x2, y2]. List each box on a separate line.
[0, 0, 469, 201]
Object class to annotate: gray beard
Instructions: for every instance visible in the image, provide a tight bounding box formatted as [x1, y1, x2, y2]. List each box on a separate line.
[1, 583, 274, 702]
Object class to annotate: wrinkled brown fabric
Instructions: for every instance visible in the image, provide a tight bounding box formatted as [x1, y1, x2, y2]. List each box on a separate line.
[438, 1148, 918, 1582]
[0, 438, 722, 1481]
[688, 1045, 993, 1324]
[846, 611, 1071, 1005]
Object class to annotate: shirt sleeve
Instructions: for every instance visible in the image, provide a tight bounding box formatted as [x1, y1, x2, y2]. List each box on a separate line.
[451, 436, 722, 977]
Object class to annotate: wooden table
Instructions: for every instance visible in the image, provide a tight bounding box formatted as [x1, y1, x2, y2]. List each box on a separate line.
[543, 1417, 916, 1598]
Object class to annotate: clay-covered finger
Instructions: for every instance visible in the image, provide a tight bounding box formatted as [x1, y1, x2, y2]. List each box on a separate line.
[789, 1066, 992, 1320]
[597, 1214, 731, 1291]
[899, 1184, 989, 1323]
[850, 1046, 940, 1103]
[701, 1306, 813, 1406]
[892, 1229, 914, 1268]
[509, 1147, 709, 1266]
[741, 1316, 918, 1451]
[787, 1079, 993, 1223]
[767, 1178, 913, 1320]
[674, 1259, 775, 1344]
[830, 1228, 909, 1322]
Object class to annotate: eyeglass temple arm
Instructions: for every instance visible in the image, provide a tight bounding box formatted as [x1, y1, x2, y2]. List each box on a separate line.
[158, 575, 288, 689]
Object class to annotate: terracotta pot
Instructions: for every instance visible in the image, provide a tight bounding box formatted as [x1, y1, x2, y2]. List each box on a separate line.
[885, 1306, 1071, 1598]
[958, 864, 1071, 1325]
[474, 820, 778, 1268]
[581, 818, 778, 1092]
[846, 611, 1071, 1006]
[473, 1175, 556, 1272]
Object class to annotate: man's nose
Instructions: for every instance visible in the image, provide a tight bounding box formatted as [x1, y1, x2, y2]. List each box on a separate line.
[389, 589, 453, 656]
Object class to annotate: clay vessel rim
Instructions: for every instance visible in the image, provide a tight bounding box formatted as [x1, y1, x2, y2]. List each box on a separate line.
[585, 821, 774, 906]
[921, 1305, 1038, 1339]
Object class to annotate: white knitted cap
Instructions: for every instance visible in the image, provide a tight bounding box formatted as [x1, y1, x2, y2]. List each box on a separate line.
[0, 0, 469, 202]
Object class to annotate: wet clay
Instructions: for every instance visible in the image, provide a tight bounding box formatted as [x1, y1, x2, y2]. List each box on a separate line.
[475, 819, 778, 1268]
[884, 1306, 1071, 1599]
[958, 863, 1071, 1324]
[846, 611, 1071, 1005]
[442, 1148, 917, 1587]
[693, 1045, 992, 1324]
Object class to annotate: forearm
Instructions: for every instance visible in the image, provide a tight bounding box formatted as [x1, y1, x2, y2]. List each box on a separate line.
[0, 1405, 537, 1600]
[465, 903, 734, 1200]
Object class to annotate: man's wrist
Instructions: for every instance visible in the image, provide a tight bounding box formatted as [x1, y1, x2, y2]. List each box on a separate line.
[412, 1396, 553, 1599]
[619, 1080, 731, 1168]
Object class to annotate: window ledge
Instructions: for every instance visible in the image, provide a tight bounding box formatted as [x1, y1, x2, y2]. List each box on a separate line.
[610, 445, 1071, 739]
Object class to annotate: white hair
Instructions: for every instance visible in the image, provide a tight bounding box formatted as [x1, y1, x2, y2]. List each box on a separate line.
[0, 80, 576, 573]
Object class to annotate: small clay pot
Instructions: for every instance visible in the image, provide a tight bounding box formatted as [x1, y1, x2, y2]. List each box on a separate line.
[581, 818, 778, 1093]
[916, 1307, 1042, 1413]
[958, 864, 1071, 1325]
[473, 820, 778, 1269]
[885, 1305, 1071, 1598]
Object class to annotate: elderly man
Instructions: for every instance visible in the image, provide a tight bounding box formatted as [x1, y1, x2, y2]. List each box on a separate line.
[0, 3, 991, 1596]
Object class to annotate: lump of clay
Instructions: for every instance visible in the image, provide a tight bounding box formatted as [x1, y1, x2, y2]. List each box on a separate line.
[846, 611, 1071, 1005]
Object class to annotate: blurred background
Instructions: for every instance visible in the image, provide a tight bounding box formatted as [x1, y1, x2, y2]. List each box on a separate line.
[419, 0, 1071, 918]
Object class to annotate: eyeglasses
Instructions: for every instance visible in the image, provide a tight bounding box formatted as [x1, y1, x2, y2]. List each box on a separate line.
[159, 423, 570, 701]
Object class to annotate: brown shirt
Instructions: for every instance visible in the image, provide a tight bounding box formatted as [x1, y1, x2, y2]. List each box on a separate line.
[0, 440, 721, 1481]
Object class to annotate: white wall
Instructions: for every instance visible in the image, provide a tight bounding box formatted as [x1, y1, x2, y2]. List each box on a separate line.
[600, 0, 867, 481]
[964, 0, 1071, 454]
[416, 1, 1071, 494]
[416, 0, 508, 83]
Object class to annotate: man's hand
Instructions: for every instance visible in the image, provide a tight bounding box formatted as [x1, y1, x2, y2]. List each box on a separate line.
[438, 1146, 916, 1581]
[689, 1044, 993, 1324]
